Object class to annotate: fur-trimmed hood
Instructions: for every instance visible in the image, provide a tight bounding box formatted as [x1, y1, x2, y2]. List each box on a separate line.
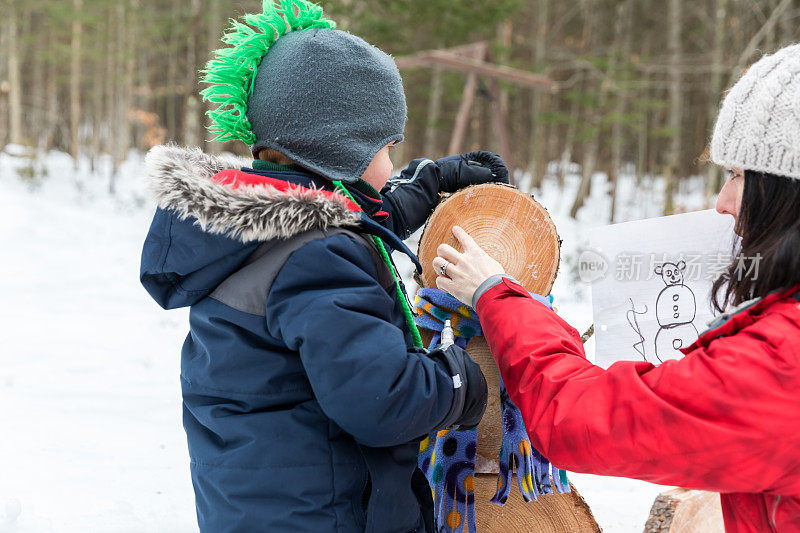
[145, 145, 362, 243]
[140, 145, 365, 309]
[140, 145, 420, 310]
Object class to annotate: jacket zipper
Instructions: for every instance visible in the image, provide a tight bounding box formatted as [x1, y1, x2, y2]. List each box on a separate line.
[771, 495, 781, 531]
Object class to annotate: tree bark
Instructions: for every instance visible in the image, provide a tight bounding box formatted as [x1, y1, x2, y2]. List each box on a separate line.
[529, 0, 550, 189]
[559, 91, 580, 190]
[705, 0, 728, 199]
[0, 7, 10, 150]
[31, 9, 45, 150]
[70, 0, 83, 167]
[166, 3, 180, 142]
[570, 0, 601, 219]
[664, 0, 682, 215]
[110, 1, 132, 192]
[448, 72, 478, 155]
[184, 0, 202, 147]
[635, 0, 653, 187]
[644, 488, 724, 532]
[609, 0, 633, 222]
[205, 0, 224, 153]
[8, 0, 23, 146]
[423, 66, 443, 156]
[103, 5, 116, 157]
[44, 27, 58, 153]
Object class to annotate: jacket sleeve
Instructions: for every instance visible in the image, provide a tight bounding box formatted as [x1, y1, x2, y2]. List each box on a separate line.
[475, 278, 800, 495]
[380, 158, 441, 239]
[265, 233, 455, 448]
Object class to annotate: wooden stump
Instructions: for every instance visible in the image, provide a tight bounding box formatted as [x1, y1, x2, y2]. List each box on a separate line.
[644, 489, 724, 532]
[475, 477, 599, 533]
[417, 184, 600, 532]
[417, 184, 561, 294]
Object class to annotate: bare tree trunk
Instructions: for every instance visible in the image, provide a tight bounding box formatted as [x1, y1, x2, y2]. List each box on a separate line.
[31, 10, 47, 151]
[559, 87, 580, 190]
[166, 4, 179, 142]
[779, 0, 794, 42]
[449, 72, 478, 154]
[570, 134, 598, 219]
[609, 0, 633, 222]
[488, 77, 514, 182]
[111, 1, 132, 192]
[136, 5, 151, 146]
[184, 0, 202, 147]
[635, 0, 652, 187]
[44, 27, 58, 153]
[8, 0, 23, 146]
[731, 0, 791, 86]
[664, 0, 682, 215]
[206, 0, 223, 154]
[636, 103, 648, 187]
[705, 0, 728, 199]
[570, 0, 601, 219]
[765, 0, 778, 52]
[492, 21, 515, 176]
[70, 0, 83, 167]
[103, 5, 116, 157]
[0, 8, 10, 150]
[90, 7, 107, 173]
[423, 66, 443, 156]
[529, 0, 550, 189]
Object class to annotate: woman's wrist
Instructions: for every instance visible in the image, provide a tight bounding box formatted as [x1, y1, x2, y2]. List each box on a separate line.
[472, 274, 520, 309]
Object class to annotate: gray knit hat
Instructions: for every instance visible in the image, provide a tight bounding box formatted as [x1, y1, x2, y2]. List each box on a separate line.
[200, 0, 406, 184]
[247, 28, 407, 183]
[710, 43, 800, 179]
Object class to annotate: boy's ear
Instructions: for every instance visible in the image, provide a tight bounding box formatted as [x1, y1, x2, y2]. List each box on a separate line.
[654, 265, 663, 276]
[677, 260, 686, 271]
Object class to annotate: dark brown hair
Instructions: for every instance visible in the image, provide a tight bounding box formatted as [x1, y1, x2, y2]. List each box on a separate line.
[711, 170, 800, 312]
[257, 148, 295, 166]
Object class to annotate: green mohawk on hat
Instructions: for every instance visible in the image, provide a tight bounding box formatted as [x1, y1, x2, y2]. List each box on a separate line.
[200, 0, 336, 144]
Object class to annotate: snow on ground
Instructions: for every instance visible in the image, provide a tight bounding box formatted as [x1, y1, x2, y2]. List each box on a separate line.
[0, 147, 712, 532]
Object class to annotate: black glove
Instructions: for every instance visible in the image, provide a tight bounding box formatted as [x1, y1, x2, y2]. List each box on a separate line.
[381, 152, 509, 239]
[427, 344, 488, 431]
[435, 151, 509, 193]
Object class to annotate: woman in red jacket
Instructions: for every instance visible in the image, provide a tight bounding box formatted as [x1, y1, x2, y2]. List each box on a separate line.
[432, 44, 800, 532]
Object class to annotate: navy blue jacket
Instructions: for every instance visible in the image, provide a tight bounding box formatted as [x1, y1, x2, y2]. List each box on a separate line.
[140, 146, 456, 532]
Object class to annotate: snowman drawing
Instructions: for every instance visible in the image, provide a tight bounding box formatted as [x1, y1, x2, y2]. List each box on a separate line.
[653, 260, 699, 362]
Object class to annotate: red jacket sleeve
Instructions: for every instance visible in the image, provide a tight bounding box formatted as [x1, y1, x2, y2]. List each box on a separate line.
[476, 278, 800, 494]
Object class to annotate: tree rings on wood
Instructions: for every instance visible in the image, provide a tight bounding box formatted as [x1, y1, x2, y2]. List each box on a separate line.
[474, 476, 600, 533]
[417, 184, 560, 295]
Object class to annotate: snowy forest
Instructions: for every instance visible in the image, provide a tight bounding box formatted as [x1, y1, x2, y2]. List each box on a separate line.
[2, 0, 799, 218]
[1, 1, 798, 531]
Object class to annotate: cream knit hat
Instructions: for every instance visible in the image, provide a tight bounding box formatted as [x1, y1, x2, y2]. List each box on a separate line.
[710, 43, 800, 179]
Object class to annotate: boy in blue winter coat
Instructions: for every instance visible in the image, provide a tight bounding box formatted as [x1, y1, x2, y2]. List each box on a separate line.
[140, 2, 507, 531]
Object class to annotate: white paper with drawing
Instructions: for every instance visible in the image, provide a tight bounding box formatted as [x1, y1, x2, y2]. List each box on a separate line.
[585, 210, 737, 368]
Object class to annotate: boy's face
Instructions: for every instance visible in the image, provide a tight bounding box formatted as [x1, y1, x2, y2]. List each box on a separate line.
[361, 142, 397, 191]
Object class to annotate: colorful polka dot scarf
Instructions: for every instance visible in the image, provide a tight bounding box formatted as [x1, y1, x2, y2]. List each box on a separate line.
[414, 288, 570, 533]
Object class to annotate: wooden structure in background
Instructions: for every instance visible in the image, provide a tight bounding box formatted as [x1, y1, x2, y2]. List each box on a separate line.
[417, 184, 598, 532]
[396, 43, 556, 181]
[644, 488, 724, 532]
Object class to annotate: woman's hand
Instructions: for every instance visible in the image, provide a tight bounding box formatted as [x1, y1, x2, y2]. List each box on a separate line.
[433, 226, 506, 306]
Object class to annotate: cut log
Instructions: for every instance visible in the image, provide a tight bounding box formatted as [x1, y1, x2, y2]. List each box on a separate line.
[418, 183, 561, 464]
[420, 331, 502, 470]
[644, 488, 724, 533]
[417, 184, 561, 294]
[417, 185, 599, 531]
[475, 477, 599, 533]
